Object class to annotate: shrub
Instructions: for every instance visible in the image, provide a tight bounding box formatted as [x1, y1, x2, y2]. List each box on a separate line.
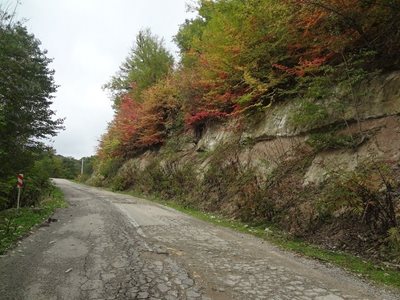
[386, 227, 400, 262]
[306, 132, 356, 151]
[0, 177, 16, 210]
[318, 162, 399, 234]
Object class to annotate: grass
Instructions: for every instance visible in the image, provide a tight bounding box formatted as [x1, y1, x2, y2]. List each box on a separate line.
[118, 189, 400, 290]
[0, 186, 67, 254]
[278, 239, 400, 287]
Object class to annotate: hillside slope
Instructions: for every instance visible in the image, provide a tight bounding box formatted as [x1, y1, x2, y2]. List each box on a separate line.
[89, 0, 400, 264]
[89, 70, 400, 263]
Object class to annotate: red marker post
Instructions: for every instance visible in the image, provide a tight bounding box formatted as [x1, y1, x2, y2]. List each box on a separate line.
[17, 174, 23, 210]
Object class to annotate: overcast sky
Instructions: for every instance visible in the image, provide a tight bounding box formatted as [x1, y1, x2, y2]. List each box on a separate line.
[14, 0, 194, 159]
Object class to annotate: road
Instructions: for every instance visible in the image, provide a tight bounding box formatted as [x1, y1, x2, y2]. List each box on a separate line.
[0, 179, 398, 300]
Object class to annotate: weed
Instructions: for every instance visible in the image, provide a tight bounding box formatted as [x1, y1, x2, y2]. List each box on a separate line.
[386, 227, 400, 262]
[0, 186, 66, 254]
[306, 132, 357, 151]
[319, 162, 399, 234]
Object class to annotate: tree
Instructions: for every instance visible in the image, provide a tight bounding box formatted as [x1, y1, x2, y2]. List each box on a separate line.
[104, 29, 174, 107]
[0, 9, 63, 184]
[176, 0, 294, 125]
[95, 0, 400, 167]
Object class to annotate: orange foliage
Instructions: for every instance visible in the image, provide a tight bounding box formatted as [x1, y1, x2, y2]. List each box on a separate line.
[115, 95, 141, 143]
[106, 78, 182, 157]
[135, 78, 180, 148]
[185, 110, 229, 127]
[275, 0, 400, 76]
[97, 0, 399, 159]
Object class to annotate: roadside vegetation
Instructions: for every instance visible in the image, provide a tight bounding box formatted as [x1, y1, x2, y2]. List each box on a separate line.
[0, 5, 63, 211]
[0, 3, 93, 254]
[0, 186, 66, 254]
[0, 5, 96, 214]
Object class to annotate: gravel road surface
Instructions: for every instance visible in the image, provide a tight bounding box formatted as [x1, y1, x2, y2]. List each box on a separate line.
[0, 179, 399, 300]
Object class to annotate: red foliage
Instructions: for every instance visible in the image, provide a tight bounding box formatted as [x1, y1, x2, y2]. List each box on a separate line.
[272, 0, 386, 78]
[215, 91, 236, 104]
[114, 95, 141, 144]
[113, 78, 182, 155]
[273, 53, 334, 76]
[185, 110, 229, 127]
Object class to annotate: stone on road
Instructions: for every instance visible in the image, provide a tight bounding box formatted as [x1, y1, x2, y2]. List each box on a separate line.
[0, 179, 398, 300]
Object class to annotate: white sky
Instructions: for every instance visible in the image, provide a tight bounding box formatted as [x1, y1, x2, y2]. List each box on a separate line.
[14, 0, 194, 159]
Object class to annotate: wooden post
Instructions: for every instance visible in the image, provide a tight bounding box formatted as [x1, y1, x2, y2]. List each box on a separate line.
[17, 186, 21, 210]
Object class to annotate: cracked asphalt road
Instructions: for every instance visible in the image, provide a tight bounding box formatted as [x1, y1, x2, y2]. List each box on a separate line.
[0, 179, 399, 300]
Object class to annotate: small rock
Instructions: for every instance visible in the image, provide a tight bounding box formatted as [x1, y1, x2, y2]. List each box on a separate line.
[313, 288, 327, 293]
[157, 283, 170, 293]
[224, 280, 236, 286]
[186, 289, 201, 298]
[137, 292, 149, 299]
[65, 268, 72, 273]
[101, 273, 116, 280]
[156, 248, 169, 255]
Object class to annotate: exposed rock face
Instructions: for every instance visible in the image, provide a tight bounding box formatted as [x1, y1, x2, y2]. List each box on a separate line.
[104, 71, 399, 188]
[357, 71, 400, 119]
[238, 71, 400, 139]
[304, 116, 400, 185]
[107, 71, 400, 189]
[186, 71, 400, 185]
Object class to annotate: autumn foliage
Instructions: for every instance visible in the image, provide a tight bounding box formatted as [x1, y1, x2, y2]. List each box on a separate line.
[97, 0, 400, 159]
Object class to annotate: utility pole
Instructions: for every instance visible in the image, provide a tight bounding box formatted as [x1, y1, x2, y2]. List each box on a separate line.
[81, 158, 84, 175]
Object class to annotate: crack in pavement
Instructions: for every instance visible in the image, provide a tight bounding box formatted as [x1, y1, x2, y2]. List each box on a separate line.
[0, 179, 398, 300]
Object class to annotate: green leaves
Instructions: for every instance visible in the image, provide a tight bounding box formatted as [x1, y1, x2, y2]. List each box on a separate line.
[0, 9, 63, 207]
[104, 29, 174, 107]
[0, 19, 63, 150]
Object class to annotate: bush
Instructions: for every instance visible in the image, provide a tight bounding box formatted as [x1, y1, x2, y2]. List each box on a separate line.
[0, 166, 53, 210]
[307, 132, 357, 151]
[318, 162, 399, 234]
[0, 177, 17, 210]
[97, 158, 123, 182]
